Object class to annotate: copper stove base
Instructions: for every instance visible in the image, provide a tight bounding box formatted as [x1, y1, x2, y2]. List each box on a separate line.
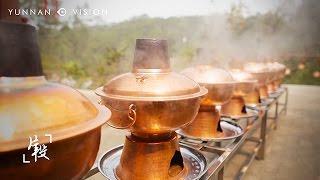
[244, 88, 261, 106]
[259, 85, 269, 99]
[177, 119, 243, 142]
[115, 133, 186, 179]
[180, 107, 222, 139]
[221, 96, 246, 116]
[98, 143, 207, 180]
[220, 96, 258, 119]
[267, 82, 277, 94]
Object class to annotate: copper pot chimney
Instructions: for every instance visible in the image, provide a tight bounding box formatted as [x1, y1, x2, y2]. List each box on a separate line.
[0, 21, 43, 77]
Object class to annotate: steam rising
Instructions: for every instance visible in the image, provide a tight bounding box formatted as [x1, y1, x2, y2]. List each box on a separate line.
[191, 0, 320, 67]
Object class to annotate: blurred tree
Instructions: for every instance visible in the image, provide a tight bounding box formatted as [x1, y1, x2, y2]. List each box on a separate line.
[227, 2, 247, 36]
[62, 60, 87, 78]
[19, 0, 61, 27]
[14, 0, 320, 87]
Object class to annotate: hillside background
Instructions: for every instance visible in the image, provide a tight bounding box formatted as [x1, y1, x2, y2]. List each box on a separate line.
[21, 1, 320, 88]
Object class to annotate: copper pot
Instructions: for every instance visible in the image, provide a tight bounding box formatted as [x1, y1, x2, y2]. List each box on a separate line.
[182, 65, 235, 106]
[96, 39, 207, 136]
[0, 21, 111, 179]
[0, 77, 111, 179]
[221, 70, 257, 116]
[96, 39, 207, 179]
[243, 62, 271, 99]
[180, 65, 235, 138]
[266, 62, 286, 92]
[95, 72, 206, 136]
[229, 70, 257, 97]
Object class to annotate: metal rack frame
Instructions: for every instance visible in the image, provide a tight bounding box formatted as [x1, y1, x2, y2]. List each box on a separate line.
[184, 86, 288, 180]
[179, 109, 264, 180]
[84, 86, 288, 180]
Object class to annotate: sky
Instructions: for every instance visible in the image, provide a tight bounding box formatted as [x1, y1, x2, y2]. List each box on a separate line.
[61, 0, 282, 24]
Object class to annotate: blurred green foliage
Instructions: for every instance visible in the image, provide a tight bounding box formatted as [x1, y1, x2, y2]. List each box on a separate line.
[283, 57, 320, 85]
[20, 1, 319, 88]
[37, 15, 207, 88]
[36, 15, 320, 88]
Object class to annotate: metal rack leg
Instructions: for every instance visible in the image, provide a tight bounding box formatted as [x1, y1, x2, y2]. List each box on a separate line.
[284, 87, 288, 115]
[218, 167, 224, 180]
[273, 101, 279, 130]
[257, 110, 267, 160]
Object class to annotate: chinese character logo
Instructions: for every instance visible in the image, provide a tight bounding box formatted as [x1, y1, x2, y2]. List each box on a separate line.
[23, 134, 52, 163]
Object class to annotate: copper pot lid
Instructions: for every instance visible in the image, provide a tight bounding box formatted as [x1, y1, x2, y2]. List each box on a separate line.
[243, 62, 270, 73]
[181, 65, 236, 85]
[181, 65, 235, 105]
[0, 76, 111, 152]
[243, 62, 272, 83]
[230, 69, 257, 84]
[96, 39, 207, 101]
[266, 62, 286, 73]
[227, 69, 257, 97]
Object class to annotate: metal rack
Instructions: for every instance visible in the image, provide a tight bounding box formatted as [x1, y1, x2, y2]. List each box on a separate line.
[181, 86, 288, 180]
[84, 86, 288, 180]
[180, 110, 263, 180]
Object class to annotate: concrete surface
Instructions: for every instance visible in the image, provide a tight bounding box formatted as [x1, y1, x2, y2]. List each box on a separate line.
[81, 84, 320, 180]
[236, 85, 320, 180]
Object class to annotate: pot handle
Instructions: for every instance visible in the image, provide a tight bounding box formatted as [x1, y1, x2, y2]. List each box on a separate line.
[99, 100, 137, 129]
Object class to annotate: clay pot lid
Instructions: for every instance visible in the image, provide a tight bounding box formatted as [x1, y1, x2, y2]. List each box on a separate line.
[96, 39, 207, 101]
[181, 65, 236, 85]
[0, 76, 111, 152]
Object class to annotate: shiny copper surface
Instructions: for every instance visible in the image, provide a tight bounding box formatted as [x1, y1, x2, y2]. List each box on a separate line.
[0, 128, 101, 179]
[97, 72, 204, 100]
[96, 39, 207, 180]
[180, 65, 235, 139]
[221, 70, 256, 116]
[230, 70, 257, 96]
[96, 39, 207, 133]
[0, 77, 111, 179]
[116, 133, 186, 180]
[0, 76, 109, 151]
[243, 87, 261, 106]
[200, 83, 234, 106]
[243, 62, 273, 99]
[266, 62, 286, 93]
[221, 96, 246, 116]
[181, 65, 235, 106]
[273, 79, 282, 89]
[243, 62, 270, 85]
[181, 106, 221, 139]
[100, 97, 202, 136]
[267, 82, 277, 93]
[259, 85, 269, 99]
